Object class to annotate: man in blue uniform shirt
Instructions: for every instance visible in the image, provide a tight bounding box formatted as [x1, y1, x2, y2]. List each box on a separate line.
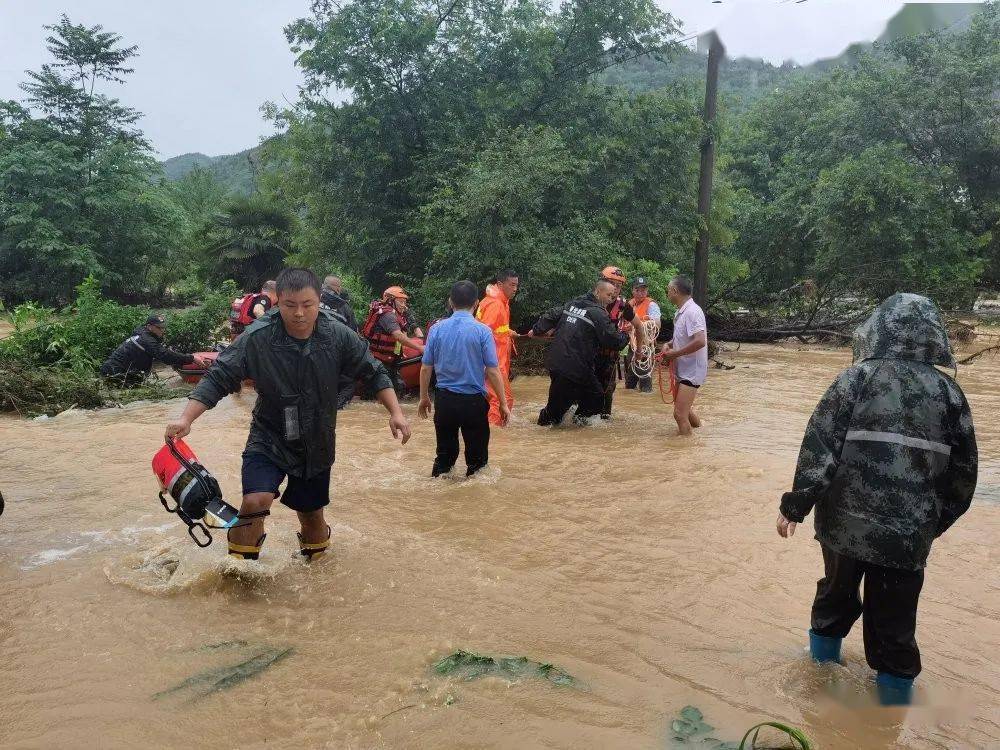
[418, 280, 510, 477]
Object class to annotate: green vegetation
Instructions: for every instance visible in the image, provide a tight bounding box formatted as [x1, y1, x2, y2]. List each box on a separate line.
[738, 722, 813, 750]
[727, 6, 998, 309]
[0, 16, 188, 307]
[198, 196, 294, 289]
[2, 2, 997, 381]
[264, 0, 727, 324]
[0, 278, 235, 415]
[161, 147, 259, 195]
[432, 650, 575, 686]
[667, 706, 813, 750]
[264, 0, 997, 325]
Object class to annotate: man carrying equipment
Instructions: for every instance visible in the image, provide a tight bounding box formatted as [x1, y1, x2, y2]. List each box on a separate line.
[165, 268, 411, 562]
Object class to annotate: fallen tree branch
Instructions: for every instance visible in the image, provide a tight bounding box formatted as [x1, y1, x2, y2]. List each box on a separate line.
[958, 344, 1000, 365]
[715, 327, 853, 343]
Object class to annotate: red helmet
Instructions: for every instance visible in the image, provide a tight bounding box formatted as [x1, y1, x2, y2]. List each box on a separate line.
[601, 266, 627, 284]
[382, 285, 409, 301]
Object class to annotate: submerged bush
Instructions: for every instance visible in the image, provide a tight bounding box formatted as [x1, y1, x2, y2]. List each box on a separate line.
[0, 277, 147, 367]
[0, 278, 235, 415]
[164, 280, 239, 352]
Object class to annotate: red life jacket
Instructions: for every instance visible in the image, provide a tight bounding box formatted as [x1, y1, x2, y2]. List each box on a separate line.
[598, 297, 629, 356]
[230, 293, 261, 327]
[609, 297, 630, 331]
[361, 300, 409, 356]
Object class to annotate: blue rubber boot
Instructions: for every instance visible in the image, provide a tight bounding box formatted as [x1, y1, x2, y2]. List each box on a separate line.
[808, 629, 842, 663]
[876, 672, 913, 706]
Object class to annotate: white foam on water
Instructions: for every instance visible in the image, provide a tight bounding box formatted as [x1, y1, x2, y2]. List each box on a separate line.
[19, 522, 177, 570]
[104, 533, 307, 595]
[21, 544, 90, 570]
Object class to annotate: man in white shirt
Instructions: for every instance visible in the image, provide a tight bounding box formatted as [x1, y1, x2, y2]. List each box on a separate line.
[660, 275, 708, 435]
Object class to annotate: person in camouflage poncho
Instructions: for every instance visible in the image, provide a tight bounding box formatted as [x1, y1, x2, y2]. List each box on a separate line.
[776, 293, 977, 705]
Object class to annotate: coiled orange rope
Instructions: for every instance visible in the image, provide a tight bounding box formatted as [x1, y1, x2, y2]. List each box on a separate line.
[656, 354, 678, 405]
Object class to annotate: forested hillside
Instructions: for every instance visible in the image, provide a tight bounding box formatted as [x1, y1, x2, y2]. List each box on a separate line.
[161, 147, 258, 195]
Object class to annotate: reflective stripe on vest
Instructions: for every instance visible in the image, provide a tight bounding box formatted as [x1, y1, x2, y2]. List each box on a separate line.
[845, 430, 952, 457]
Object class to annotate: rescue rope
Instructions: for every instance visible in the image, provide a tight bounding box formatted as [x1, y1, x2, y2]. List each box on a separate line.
[657, 355, 678, 405]
[628, 319, 661, 380]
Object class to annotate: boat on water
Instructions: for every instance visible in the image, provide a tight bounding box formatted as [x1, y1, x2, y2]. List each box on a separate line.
[175, 344, 423, 395]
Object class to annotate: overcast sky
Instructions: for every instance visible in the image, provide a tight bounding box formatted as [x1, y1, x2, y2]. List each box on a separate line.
[0, 1, 952, 159]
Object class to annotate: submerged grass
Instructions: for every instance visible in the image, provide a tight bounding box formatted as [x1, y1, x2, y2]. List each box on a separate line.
[668, 706, 813, 750]
[154, 646, 293, 702]
[738, 722, 813, 750]
[433, 650, 575, 686]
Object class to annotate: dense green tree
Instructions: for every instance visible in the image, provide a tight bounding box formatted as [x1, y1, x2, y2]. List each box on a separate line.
[265, 0, 698, 320]
[0, 16, 184, 306]
[725, 5, 998, 307]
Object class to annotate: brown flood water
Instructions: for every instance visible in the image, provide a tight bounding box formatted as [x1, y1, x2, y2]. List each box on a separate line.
[1, 345, 998, 749]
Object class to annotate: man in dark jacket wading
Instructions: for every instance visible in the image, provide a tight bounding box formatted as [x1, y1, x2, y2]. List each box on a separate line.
[100, 314, 209, 384]
[531, 279, 640, 426]
[777, 293, 977, 706]
[165, 268, 411, 561]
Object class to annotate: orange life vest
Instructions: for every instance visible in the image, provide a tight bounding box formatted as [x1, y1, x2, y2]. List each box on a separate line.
[629, 296, 654, 322]
[361, 300, 409, 356]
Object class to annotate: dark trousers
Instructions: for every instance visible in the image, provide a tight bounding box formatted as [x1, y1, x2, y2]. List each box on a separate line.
[595, 356, 618, 416]
[538, 371, 603, 425]
[811, 545, 924, 679]
[623, 351, 652, 392]
[432, 389, 490, 477]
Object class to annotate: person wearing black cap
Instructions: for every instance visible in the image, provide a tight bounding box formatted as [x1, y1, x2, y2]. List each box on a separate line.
[100, 315, 209, 385]
[623, 276, 662, 393]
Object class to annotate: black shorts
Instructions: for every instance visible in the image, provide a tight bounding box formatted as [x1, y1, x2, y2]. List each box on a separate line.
[678, 379, 701, 389]
[241, 452, 331, 513]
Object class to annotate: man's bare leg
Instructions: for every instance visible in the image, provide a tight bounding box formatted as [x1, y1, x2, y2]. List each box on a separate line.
[296, 509, 331, 560]
[297, 509, 328, 544]
[228, 491, 275, 557]
[673, 384, 699, 436]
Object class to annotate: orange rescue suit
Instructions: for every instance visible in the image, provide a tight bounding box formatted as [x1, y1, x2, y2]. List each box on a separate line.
[476, 284, 514, 426]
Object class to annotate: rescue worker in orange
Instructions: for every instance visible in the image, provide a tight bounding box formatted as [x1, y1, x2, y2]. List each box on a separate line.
[476, 269, 519, 426]
[362, 286, 425, 356]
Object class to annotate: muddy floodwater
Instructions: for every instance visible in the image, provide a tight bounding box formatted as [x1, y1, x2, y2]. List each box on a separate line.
[1, 345, 997, 749]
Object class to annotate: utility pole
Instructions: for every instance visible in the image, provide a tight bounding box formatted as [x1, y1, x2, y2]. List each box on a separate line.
[694, 32, 724, 308]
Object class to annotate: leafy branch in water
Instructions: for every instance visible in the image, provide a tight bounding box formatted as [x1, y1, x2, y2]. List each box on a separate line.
[432, 650, 575, 686]
[668, 706, 812, 750]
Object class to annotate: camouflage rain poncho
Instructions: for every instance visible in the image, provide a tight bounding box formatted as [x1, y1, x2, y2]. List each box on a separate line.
[780, 293, 977, 570]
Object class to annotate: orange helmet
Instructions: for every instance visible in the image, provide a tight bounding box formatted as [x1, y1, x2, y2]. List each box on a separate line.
[382, 285, 409, 301]
[601, 266, 627, 284]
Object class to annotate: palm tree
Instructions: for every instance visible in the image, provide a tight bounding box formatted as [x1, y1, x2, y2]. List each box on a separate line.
[205, 195, 293, 289]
